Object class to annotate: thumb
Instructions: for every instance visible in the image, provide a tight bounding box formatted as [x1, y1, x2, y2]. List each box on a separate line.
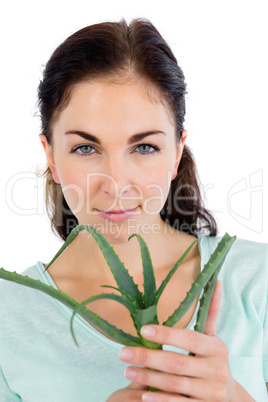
[203, 280, 222, 336]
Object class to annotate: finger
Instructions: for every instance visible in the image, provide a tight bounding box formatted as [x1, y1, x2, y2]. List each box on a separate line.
[120, 347, 211, 379]
[124, 366, 208, 399]
[142, 392, 201, 402]
[203, 280, 222, 336]
[137, 325, 222, 356]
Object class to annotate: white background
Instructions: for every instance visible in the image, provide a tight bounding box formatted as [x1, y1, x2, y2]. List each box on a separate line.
[0, 0, 267, 272]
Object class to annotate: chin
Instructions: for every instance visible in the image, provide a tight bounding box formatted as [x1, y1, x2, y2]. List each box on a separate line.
[78, 218, 137, 244]
[102, 222, 137, 245]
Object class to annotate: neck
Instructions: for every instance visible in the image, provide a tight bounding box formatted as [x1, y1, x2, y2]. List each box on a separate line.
[55, 218, 180, 279]
[78, 217, 171, 272]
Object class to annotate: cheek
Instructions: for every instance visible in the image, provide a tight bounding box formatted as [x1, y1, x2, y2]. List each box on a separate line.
[140, 165, 173, 213]
[57, 164, 90, 215]
[141, 158, 174, 191]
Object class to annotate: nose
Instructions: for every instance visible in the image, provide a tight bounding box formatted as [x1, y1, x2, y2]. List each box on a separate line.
[100, 156, 131, 198]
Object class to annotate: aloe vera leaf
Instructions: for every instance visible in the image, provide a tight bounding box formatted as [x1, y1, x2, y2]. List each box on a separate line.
[84, 226, 144, 307]
[188, 271, 222, 357]
[0, 268, 78, 309]
[129, 234, 156, 308]
[135, 305, 162, 349]
[193, 234, 237, 333]
[45, 224, 86, 271]
[194, 261, 225, 334]
[0, 268, 143, 347]
[155, 239, 197, 303]
[188, 269, 222, 356]
[69, 304, 143, 348]
[135, 305, 159, 328]
[70, 292, 138, 344]
[163, 233, 236, 327]
[100, 285, 122, 293]
[45, 224, 143, 307]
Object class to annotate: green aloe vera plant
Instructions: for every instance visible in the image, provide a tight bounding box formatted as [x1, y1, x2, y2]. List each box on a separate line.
[0, 224, 236, 353]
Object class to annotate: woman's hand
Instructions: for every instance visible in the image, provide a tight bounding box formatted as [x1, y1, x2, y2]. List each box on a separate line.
[119, 281, 254, 401]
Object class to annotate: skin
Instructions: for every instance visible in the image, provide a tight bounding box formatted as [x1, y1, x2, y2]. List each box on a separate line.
[40, 80, 195, 284]
[40, 79, 257, 400]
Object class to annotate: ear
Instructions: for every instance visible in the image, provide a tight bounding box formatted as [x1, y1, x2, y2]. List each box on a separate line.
[172, 130, 187, 180]
[39, 134, 61, 184]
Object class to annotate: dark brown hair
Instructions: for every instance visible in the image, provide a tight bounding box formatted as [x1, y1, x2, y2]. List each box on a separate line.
[38, 17, 217, 240]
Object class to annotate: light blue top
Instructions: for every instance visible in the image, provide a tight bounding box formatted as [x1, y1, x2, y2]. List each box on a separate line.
[0, 235, 267, 401]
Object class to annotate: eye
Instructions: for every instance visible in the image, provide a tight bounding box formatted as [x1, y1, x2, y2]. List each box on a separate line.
[71, 144, 95, 156]
[135, 144, 160, 154]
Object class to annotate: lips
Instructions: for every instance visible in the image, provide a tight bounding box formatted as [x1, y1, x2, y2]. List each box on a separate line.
[95, 207, 140, 222]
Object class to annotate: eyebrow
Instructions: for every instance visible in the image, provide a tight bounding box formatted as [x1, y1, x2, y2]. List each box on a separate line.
[64, 130, 166, 145]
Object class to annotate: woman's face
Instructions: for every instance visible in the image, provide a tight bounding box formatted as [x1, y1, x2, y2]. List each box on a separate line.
[40, 80, 187, 243]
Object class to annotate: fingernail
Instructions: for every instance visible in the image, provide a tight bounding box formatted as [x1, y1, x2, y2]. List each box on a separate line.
[124, 367, 136, 380]
[142, 393, 155, 402]
[141, 326, 155, 338]
[119, 348, 133, 361]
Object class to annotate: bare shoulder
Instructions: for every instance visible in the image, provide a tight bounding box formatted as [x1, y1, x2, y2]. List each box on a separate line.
[163, 223, 199, 260]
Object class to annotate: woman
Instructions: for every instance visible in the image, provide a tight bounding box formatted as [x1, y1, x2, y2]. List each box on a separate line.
[0, 18, 267, 401]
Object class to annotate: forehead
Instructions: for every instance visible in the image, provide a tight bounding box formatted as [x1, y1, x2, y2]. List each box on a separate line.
[52, 80, 176, 148]
[52, 79, 176, 136]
